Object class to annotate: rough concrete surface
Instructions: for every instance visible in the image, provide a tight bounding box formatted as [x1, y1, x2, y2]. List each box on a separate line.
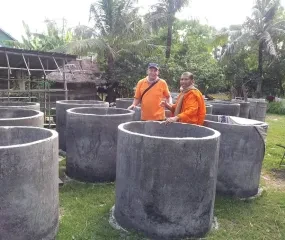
[0, 127, 59, 240]
[247, 99, 268, 122]
[231, 100, 250, 118]
[116, 98, 141, 120]
[0, 108, 44, 127]
[56, 100, 109, 151]
[209, 101, 240, 116]
[66, 107, 134, 182]
[114, 121, 220, 239]
[206, 104, 213, 114]
[0, 102, 40, 111]
[204, 115, 268, 198]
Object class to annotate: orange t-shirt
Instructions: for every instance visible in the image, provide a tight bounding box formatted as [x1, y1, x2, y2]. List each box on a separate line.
[171, 89, 206, 125]
[134, 78, 170, 120]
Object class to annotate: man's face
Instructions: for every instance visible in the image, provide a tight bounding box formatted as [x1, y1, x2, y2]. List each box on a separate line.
[180, 76, 194, 89]
[147, 67, 159, 80]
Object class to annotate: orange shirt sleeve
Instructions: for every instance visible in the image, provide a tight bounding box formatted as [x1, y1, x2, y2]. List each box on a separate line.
[163, 81, 170, 98]
[134, 81, 142, 99]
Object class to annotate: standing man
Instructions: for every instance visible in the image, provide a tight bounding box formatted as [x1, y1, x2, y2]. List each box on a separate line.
[128, 63, 171, 121]
[161, 72, 206, 125]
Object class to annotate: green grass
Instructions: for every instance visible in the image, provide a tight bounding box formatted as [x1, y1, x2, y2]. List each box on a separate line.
[263, 114, 285, 170]
[57, 114, 285, 240]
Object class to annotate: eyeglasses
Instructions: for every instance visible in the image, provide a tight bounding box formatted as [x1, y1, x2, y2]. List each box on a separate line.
[180, 78, 191, 80]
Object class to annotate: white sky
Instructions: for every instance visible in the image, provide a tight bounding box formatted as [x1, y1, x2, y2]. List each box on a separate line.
[1, 0, 285, 41]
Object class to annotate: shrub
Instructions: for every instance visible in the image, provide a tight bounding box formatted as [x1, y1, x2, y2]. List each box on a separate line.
[267, 101, 285, 115]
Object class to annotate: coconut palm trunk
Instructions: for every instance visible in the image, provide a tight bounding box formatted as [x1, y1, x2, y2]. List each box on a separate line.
[256, 42, 263, 98]
[165, 0, 174, 59]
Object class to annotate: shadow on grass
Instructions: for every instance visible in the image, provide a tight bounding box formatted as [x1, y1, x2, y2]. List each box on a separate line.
[271, 168, 285, 181]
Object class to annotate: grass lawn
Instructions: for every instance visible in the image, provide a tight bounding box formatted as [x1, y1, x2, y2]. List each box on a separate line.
[57, 114, 285, 240]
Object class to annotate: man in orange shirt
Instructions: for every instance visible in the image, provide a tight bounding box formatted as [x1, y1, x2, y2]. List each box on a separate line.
[161, 72, 206, 125]
[128, 63, 171, 121]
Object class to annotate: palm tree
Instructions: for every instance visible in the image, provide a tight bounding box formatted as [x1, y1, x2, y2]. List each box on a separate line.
[57, 0, 157, 82]
[146, 0, 189, 59]
[220, 0, 285, 97]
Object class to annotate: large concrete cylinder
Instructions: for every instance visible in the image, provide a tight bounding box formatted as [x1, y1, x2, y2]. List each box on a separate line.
[66, 107, 134, 182]
[114, 121, 220, 239]
[231, 100, 250, 118]
[210, 101, 240, 116]
[115, 98, 134, 109]
[206, 104, 213, 114]
[0, 127, 59, 240]
[204, 115, 268, 198]
[56, 100, 109, 151]
[115, 98, 141, 120]
[0, 108, 44, 127]
[0, 102, 40, 111]
[248, 99, 268, 122]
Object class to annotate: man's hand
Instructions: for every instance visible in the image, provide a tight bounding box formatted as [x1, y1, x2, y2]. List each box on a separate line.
[165, 116, 179, 124]
[160, 100, 172, 110]
[127, 104, 135, 110]
[160, 100, 166, 108]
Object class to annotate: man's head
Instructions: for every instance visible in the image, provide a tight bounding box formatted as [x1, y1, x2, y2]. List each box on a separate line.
[180, 72, 194, 89]
[147, 63, 159, 81]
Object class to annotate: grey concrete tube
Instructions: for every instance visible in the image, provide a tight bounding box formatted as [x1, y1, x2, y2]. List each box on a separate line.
[248, 99, 268, 122]
[204, 115, 268, 198]
[115, 98, 134, 109]
[0, 127, 59, 240]
[66, 107, 134, 182]
[115, 98, 141, 121]
[210, 101, 240, 116]
[114, 121, 220, 239]
[0, 102, 40, 111]
[56, 100, 109, 151]
[206, 104, 213, 114]
[231, 100, 250, 118]
[0, 108, 44, 127]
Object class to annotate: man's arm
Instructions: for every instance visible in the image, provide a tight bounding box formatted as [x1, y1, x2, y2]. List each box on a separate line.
[128, 81, 141, 109]
[163, 82, 171, 103]
[131, 98, 140, 107]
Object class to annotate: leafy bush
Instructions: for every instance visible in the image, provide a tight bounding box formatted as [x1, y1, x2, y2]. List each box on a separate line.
[267, 101, 285, 115]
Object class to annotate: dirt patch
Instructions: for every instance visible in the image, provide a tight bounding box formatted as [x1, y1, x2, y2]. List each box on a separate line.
[262, 169, 285, 190]
[271, 168, 285, 181]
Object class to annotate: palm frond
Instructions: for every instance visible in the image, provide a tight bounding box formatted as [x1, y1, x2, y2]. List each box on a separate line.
[272, 20, 285, 28]
[221, 32, 253, 59]
[270, 27, 285, 35]
[173, 0, 189, 12]
[52, 38, 108, 55]
[89, 3, 108, 36]
[251, 7, 263, 21]
[263, 0, 279, 23]
[260, 30, 277, 57]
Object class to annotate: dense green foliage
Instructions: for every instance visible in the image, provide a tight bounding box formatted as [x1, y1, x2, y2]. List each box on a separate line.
[1, 0, 285, 99]
[267, 101, 285, 115]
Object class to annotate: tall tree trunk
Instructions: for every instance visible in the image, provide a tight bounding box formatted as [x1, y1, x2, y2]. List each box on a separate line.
[279, 76, 285, 96]
[166, 0, 174, 59]
[107, 53, 115, 82]
[256, 42, 263, 98]
[105, 53, 117, 103]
